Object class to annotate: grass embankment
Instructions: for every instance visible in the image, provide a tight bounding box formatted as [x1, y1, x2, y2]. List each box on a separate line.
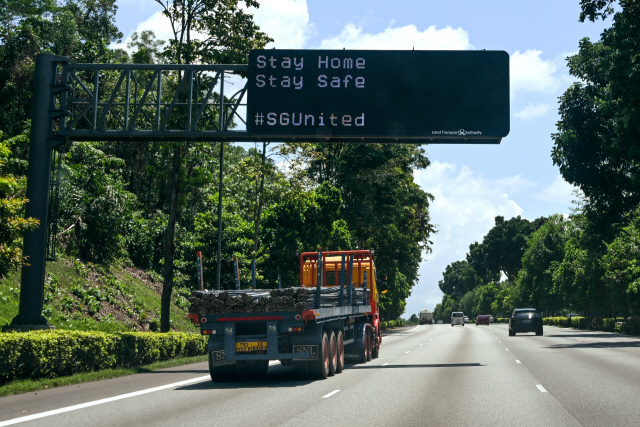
[0, 354, 208, 397]
[0, 257, 195, 332]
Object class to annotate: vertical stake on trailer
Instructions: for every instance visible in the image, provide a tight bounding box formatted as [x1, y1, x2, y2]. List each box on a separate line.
[233, 257, 240, 290]
[347, 255, 354, 306]
[196, 251, 204, 291]
[215, 141, 224, 291]
[251, 259, 256, 289]
[315, 247, 323, 309]
[278, 274, 282, 289]
[339, 254, 346, 306]
[363, 271, 368, 305]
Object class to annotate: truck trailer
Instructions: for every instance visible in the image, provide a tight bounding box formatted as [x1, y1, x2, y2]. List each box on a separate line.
[188, 249, 384, 381]
[419, 309, 433, 324]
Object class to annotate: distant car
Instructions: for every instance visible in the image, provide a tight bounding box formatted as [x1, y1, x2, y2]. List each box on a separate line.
[509, 308, 543, 336]
[464, 316, 469, 324]
[489, 316, 494, 323]
[451, 312, 465, 326]
[476, 315, 490, 325]
[437, 320, 443, 324]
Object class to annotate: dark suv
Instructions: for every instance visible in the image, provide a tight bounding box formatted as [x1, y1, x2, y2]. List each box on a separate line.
[508, 308, 543, 336]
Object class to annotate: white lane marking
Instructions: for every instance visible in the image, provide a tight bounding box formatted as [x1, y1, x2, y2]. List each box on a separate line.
[405, 351, 411, 354]
[382, 363, 389, 366]
[429, 339, 432, 341]
[536, 384, 548, 393]
[498, 341, 502, 343]
[516, 360, 521, 364]
[420, 343, 424, 346]
[0, 375, 211, 426]
[322, 390, 341, 399]
[505, 348, 509, 351]
[408, 325, 420, 332]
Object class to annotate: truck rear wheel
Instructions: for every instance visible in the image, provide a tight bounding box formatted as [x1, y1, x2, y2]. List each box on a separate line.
[208, 352, 238, 382]
[356, 330, 369, 363]
[309, 332, 330, 379]
[335, 330, 345, 373]
[328, 331, 337, 376]
[371, 331, 379, 359]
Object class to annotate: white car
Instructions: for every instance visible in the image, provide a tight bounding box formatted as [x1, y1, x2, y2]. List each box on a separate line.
[464, 316, 469, 324]
[451, 312, 465, 326]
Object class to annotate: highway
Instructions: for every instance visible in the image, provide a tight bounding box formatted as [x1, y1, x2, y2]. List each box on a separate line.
[1, 324, 639, 426]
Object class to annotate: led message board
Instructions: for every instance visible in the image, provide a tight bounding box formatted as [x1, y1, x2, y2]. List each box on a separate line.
[246, 50, 509, 143]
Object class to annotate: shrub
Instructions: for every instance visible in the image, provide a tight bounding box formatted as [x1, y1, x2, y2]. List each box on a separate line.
[0, 330, 207, 384]
[570, 317, 587, 329]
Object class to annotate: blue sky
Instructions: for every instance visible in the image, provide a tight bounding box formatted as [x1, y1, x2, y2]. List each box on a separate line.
[113, 1, 611, 317]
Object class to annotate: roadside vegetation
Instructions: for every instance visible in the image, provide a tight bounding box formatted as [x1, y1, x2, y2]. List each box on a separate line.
[434, 1, 640, 326]
[0, 256, 194, 332]
[1, 0, 432, 332]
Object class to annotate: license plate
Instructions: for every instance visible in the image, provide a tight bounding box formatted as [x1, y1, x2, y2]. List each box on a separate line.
[236, 341, 267, 352]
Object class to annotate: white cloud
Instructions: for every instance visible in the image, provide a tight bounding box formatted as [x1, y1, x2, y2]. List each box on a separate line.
[515, 103, 552, 120]
[406, 161, 527, 316]
[532, 175, 582, 204]
[113, 0, 312, 53]
[318, 23, 472, 50]
[245, 0, 312, 49]
[413, 161, 527, 264]
[510, 49, 560, 96]
[111, 11, 173, 53]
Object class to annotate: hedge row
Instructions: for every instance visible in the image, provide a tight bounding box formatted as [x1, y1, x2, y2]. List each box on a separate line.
[380, 319, 405, 330]
[542, 316, 640, 334]
[0, 330, 207, 384]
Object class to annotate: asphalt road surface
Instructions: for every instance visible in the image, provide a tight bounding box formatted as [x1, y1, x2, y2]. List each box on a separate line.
[2, 324, 639, 426]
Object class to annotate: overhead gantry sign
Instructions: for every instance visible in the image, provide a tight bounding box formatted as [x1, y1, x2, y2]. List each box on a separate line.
[6, 50, 509, 330]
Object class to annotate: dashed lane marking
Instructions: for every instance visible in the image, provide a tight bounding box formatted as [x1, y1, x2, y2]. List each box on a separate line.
[536, 384, 548, 393]
[405, 351, 411, 354]
[322, 390, 341, 399]
[516, 360, 521, 363]
[382, 363, 389, 366]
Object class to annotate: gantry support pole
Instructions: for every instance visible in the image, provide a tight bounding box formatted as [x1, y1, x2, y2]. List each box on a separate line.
[6, 54, 69, 331]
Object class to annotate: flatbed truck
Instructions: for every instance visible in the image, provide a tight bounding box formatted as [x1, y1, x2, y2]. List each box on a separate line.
[188, 249, 384, 381]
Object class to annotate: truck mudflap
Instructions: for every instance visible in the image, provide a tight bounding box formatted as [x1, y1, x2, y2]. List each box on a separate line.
[343, 322, 368, 358]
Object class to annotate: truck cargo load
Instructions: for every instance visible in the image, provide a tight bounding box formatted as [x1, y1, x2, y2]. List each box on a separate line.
[187, 249, 384, 382]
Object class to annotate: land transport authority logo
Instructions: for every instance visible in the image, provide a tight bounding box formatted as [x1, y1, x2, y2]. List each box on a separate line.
[431, 129, 483, 136]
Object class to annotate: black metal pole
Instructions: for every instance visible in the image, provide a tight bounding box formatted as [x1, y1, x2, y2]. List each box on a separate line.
[315, 247, 322, 309]
[7, 54, 69, 330]
[347, 255, 354, 306]
[339, 254, 345, 306]
[216, 141, 224, 290]
[363, 271, 368, 305]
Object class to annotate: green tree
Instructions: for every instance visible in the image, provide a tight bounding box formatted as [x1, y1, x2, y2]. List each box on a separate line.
[482, 215, 547, 281]
[552, 0, 640, 237]
[517, 215, 569, 314]
[438, 260, 482, 298]
[602, 205, 640, 316]
[280, 142, 435, 319]
[149, 0, 271, 331]
[0, 132, 39, 278]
